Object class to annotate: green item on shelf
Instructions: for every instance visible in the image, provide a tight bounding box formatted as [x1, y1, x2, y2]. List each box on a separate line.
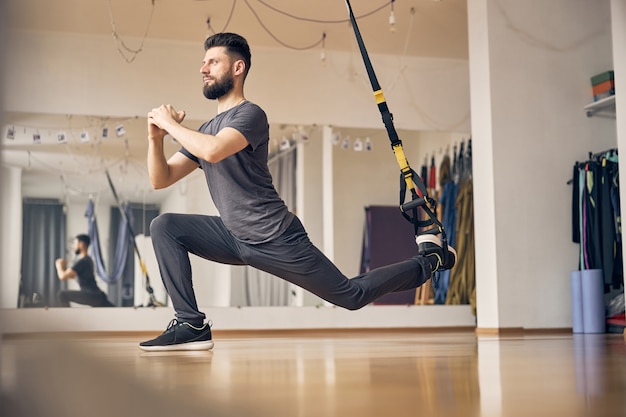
[591, 70, 614, 86]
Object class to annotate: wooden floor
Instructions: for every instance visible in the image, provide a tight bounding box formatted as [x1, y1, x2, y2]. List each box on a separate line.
[1, 330, 625, 417]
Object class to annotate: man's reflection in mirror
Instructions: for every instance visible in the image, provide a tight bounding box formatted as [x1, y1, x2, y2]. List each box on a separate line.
[55, 234, 115, 307]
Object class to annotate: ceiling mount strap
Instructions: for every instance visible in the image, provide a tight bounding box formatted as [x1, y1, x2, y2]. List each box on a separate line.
[343, 0, 447, 246]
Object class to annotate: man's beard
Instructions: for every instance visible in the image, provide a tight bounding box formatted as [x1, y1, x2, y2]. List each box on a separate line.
[203, 73, 234, 100]
[74, 249, 80, 255]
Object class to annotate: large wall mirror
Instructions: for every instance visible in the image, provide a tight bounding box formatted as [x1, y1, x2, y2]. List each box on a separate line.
[1, 0, 472, 316]
[1, 111, 471, 310]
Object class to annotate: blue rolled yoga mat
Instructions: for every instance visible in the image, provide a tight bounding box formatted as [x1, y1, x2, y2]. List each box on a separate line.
[570, 271, 584, 333]
[580, 269, 606, 334]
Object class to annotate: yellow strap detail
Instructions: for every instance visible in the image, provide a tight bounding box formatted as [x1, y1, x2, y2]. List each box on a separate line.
[392, 144, 415, 189]
[392, 144, 410, 170]
[373, 89, 385, 104]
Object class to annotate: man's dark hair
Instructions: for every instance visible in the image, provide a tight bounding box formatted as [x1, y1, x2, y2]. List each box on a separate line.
[76, 234, 90, 248]
[204, 32, 251, 79]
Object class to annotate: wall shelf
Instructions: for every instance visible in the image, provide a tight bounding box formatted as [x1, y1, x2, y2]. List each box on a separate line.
[585, 95, 616, 118]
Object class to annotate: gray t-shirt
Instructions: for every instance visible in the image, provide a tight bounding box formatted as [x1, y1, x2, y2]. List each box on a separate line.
[180, 101, 294, 244]
[72, 256, 99, 292]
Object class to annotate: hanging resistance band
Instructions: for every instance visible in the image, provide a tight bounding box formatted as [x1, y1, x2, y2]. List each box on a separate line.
[343, 0, 447, 245]
[105, 170, 164, 307]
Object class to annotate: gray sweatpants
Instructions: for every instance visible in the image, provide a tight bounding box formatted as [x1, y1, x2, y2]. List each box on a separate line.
[150, 213, 432, 323]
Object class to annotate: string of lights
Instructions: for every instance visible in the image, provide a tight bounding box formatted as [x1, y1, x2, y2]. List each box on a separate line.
[3, 116, 139, 145]
[108, 0, 397, 60]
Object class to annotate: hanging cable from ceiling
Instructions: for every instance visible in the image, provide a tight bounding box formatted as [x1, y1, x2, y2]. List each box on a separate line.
[107, 0, 156, 63]
[107, 0, 405, 63]
[240, 0, 325, 50]
[206, 0, 238, 34]
[253, 0, 392, 23]
[207, 0, 395, 51]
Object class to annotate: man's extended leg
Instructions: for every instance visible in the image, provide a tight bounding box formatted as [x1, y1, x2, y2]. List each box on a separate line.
[242, 217, 441, 310]
[57, 290, 108, 307]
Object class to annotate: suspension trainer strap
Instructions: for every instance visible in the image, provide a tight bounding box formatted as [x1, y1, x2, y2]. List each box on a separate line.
[343, 0, 444, 238]
[105, 170, 163, 307]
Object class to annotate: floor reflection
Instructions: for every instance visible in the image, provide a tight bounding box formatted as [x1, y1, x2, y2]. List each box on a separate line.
[1, 331, 625, 417]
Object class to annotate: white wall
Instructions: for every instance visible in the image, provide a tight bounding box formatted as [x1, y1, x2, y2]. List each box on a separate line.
[469, 0, 618, 330]
[2, 30, 470, 132]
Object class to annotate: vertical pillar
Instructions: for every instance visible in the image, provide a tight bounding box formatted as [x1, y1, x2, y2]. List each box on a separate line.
[467, 0, 501, 329]
[610, 0, 626, 335]
[321, 125, 335, 307]
[0, 166, 22, 308]
[322, 125, 335, 261]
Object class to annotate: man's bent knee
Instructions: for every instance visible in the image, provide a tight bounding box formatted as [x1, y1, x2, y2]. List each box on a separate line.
[150, 213, 176, 237]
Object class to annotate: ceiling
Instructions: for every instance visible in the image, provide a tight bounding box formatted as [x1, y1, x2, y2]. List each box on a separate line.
[2, 0, 469, 205]
[4, 0, 468, 59]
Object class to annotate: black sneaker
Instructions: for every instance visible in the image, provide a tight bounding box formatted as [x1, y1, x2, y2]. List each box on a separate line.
[416, 234, 457, 273]
[139, 319, 214, 352]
